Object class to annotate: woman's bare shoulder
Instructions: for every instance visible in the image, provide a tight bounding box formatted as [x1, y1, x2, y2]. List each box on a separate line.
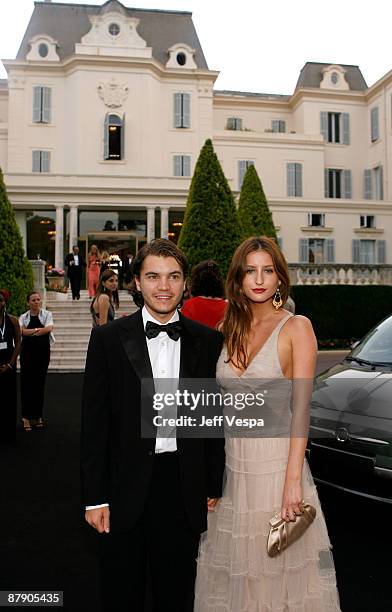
[284, 314, 315, 337]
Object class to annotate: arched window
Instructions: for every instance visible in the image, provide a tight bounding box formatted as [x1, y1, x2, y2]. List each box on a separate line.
[104, 113, 124, 160]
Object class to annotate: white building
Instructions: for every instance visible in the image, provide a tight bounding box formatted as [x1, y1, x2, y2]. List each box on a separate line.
[1, 0, 391, 284]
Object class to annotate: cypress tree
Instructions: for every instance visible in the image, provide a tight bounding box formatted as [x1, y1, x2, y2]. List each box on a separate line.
[178, 139, 241, 276]
[238, 164, 277, 241]
[0, 168, 34, 315]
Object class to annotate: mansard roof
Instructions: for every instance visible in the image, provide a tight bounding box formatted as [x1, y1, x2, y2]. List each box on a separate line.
[214, 90, 290, 101]
[16, 1, 208, 69]
[296, 62, 368, 91]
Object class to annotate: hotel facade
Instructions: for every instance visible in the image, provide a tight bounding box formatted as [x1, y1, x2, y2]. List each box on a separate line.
[1, 0, 392, 284]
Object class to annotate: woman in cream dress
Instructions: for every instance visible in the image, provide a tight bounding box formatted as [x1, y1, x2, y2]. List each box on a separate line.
[195, 237, 341, 612]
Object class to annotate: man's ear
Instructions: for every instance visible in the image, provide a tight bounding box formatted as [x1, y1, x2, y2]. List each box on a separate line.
[135, 276, 141, 292]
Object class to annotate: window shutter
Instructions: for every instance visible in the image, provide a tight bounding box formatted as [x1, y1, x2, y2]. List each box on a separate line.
[324, 169, 329, 198]
[295, 163, 303, 197]
[352, 240, 361, 264]
[287, 163, 295, 196]
[377, 240, 386, 264]
[42, 87, 51, 123]
[182, 93, 190, 128]
[363, 169, 372, 199]
[320, 112, 328, 140]
[238, 160, 247, 189]
[342, 113, 350, 145]
[325, 239, 335, 263]
[379, 165, 384, 200]
[173, 93, 182, 128]
[343, 169, 352, 199]
[103, 114, 109, 160]
[272, 120, 279, 133]
[173, 155, 182, 176]
[299, 238, 309, 263]
[41, 151, 50, 173]
[371, 107, 379, 141]
[227, 117, 235, 130]
[277, 237, 283, 250]
[33, 86, 42, 123]
[32, 150, 41, 172]
[183, 155, 191, 177]
[120, 113, 125, 160]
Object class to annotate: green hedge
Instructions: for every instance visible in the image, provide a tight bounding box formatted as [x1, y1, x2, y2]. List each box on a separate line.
[291, 285, 392, 348]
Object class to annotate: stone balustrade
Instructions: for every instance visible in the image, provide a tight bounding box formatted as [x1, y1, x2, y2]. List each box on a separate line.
[288, 264, 392, 285]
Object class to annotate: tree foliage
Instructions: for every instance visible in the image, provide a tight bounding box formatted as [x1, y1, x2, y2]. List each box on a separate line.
[238, 164, 277, 241]
[178, 139, 241, 276]
[0, 168, 34, 315]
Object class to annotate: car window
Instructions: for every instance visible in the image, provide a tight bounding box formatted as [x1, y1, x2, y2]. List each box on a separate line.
[351, 316, 392, 364]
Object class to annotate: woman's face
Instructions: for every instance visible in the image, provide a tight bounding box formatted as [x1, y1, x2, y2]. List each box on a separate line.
[241, 250, 280, 304]
[91, 246, 98, 255]
[28, 293, 42, 310]
[103, 275, 118, 293]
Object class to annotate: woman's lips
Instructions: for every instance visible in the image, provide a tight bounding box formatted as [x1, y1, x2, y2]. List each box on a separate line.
[252, 288, 267, 293]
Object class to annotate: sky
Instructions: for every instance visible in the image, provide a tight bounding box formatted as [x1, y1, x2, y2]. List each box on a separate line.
[0, 0, 391, 94]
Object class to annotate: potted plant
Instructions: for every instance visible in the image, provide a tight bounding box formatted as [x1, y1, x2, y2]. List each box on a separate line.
[46, 267, 66, 290]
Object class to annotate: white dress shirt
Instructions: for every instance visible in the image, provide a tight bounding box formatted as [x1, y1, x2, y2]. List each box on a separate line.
[86, 305, 181, 510]
[73, 254, 79, 266]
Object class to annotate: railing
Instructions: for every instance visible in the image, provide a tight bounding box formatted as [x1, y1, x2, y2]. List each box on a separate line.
[288, 264, 392, 285]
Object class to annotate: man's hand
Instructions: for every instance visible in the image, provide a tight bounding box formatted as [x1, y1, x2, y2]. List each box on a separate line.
[85, 507, 110, 533]
[207, 498, 220, 512]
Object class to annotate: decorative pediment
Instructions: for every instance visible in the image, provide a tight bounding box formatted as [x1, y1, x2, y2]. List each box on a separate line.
[98, 78, 129, 108]
[320, 65, 349, 91]
[26, 35, 60, 62]
[166, 44, 197, 70]
[75, 12, 152, 59]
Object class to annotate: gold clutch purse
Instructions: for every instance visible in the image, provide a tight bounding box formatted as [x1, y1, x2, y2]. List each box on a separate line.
[267, 502, 316, 557]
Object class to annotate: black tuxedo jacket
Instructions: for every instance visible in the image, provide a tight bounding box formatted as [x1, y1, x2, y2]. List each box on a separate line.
[81, 309, 225, 534]
[64, 253, 86, 275]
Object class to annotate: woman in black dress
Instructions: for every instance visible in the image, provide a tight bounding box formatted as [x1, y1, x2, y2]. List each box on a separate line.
[19, 292, 54, 431]
[0, 289, 21, 442]
[90, 269, 119, 327]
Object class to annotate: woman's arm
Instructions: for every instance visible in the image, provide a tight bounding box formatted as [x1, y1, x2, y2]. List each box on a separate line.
[0, 316, 21, 374]
[281, 316, 317, 522]
[97, 294, 110, 326]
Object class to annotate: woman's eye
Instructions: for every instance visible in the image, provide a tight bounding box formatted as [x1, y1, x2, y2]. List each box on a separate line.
[246, 268, 254, 274]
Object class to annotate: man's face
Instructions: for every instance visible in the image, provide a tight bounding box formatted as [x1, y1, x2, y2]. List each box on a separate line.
[73, 247, 79, 255]
[135, 255, 185, 322]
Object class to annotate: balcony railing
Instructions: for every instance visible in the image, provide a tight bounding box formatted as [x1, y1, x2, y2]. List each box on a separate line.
[288, 264, 392, 285]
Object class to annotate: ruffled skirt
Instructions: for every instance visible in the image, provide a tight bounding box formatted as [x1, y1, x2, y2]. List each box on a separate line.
[195, 438, 341, 612]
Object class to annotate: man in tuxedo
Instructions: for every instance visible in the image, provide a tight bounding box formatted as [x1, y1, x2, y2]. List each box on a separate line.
[81, 239, 225, 612]
[64, 245, 86, 300]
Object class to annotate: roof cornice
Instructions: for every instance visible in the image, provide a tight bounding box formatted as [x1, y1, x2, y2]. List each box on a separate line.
[2, 57, 218, 82]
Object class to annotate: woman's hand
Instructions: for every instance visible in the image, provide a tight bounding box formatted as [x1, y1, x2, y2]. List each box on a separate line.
[281, 478, 303, 522]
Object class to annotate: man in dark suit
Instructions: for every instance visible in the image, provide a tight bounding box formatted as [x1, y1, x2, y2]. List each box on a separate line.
[64, 245, 86, 300]
[81, 239, 225, 612]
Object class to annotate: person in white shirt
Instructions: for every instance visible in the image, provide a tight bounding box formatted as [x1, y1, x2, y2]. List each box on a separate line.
[81, 239, 225, 612]
[64, 245, 86, 300]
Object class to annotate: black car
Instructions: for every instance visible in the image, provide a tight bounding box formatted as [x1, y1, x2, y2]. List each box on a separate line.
[307, 314, 392, 503]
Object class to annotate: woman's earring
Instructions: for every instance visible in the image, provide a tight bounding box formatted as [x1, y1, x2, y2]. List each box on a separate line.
[272, 286, 283, 310]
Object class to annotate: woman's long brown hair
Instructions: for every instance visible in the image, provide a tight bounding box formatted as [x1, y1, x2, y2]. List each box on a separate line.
[90, 268, 120, 312]
[223, 236, 290, 370]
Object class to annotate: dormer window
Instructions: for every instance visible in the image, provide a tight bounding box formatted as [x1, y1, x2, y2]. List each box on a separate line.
[38, 43, 49, 58]
[108, 23, 120, 37]
[166, 44, 197, 70]
[331, 72, 339, 85]
[176, 52, 186, 67]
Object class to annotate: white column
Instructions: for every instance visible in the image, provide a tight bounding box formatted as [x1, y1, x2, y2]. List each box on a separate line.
[160, 206, 169, 239]
[69, 205, 78, 252]
[147, 206, 155, 243]
[55, 205, 64, 269]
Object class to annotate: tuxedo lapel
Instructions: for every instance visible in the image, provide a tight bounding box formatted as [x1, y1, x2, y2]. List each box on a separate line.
[179, 313, 202, 379]
[118, 310, 153, 382]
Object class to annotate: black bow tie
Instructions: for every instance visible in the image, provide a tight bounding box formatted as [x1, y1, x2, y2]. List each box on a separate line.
[145, 320, 182, 341]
